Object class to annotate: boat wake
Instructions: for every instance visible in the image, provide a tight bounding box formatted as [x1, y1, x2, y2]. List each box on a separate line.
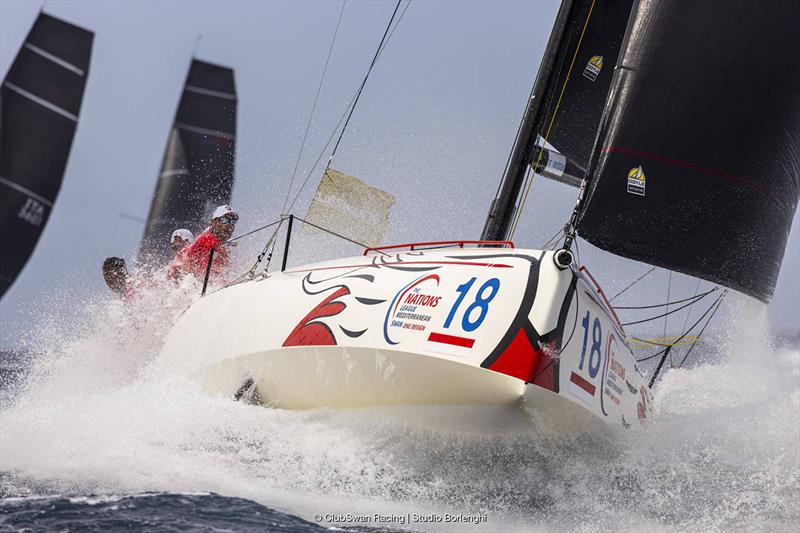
[1, 289, 797, 532]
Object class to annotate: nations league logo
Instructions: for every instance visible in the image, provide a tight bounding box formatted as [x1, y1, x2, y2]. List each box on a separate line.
[583, 55, 603, 81]
[627, 166, 646, 196]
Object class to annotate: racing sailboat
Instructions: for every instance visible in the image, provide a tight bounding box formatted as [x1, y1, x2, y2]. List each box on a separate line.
[0, 13, 93, 298]
[138, 58, 237, 264]
[158, 0, 799, 427]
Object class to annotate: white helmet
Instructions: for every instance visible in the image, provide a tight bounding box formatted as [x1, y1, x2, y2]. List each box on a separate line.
[170, 228, 195, 244]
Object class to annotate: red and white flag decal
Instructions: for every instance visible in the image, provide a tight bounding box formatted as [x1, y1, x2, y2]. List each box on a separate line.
[427, 332, 475, 357]
[567, 371, 596, 405]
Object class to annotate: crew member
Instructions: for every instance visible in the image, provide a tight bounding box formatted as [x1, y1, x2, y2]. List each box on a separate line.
[179, 205, 238, 281]
[102, 256, 133, 300]
[170, 228, 194, 253]
[167, 229, 195, 282]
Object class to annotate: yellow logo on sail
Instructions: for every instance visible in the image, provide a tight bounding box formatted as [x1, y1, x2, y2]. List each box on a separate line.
[583, 54, 603, 81]
[628, 166, 645, 181]
[627, 165, 646, 196]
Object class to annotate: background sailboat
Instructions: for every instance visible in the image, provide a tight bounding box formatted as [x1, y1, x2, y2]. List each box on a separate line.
[0, 13, 93, 298]
[138, 58, 237, 264]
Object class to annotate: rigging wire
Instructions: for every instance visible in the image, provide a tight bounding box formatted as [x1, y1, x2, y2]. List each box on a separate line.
[635, 346, 670, 363]
[678, 292, 727, 367]
[281, 0, 347, 213]
[376, 0, 411, 57]
[644, 289, 728, 387]
[221, 217, 287, 289]
[285, 0, 412, 214]
[326, 0, 403, 170]
[663, 272, 673, 365]
[613, 286, 719, 310]
[294, 215, 380, 251]
[540, 225, 567, 250]
[681, 278, 704, 332]
[636, 289, 727, 363]
[621, 295, 710, 327]
[609, 266, 657, 302]
[228, 217, 285, 243]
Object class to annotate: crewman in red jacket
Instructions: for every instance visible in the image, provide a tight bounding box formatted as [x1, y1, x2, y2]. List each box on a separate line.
[176, 205, 238, 282]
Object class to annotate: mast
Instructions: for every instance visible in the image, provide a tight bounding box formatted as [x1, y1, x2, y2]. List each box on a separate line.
[481, 0, 576, 242]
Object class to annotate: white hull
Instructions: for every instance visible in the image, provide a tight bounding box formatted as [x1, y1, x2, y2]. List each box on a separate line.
[158, 247, 653, 427]
[194, 346, 525, 409]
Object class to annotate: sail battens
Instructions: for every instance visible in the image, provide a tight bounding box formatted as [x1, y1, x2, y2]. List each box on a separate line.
[0, 13, 93, 299]
[175, 122, 235, 140]
[3, 81, 79, 121]
[23, 42, 85, 76]
[0, 176, 55, 207]
[185, 84, 236, 100]
[160, 169, 190, 178]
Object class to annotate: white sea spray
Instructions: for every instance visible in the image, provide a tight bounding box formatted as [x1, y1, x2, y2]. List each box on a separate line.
[0, 286, 797, 532]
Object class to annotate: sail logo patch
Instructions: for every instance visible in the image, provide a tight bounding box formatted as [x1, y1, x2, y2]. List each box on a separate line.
[543, 150, 566, 177]
[583, 55, 603, 81]
[627, 166, 646, 196]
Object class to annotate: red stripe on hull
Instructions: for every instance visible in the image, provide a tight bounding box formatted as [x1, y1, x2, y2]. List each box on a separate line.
[569, 372, 596, 396]
[427, 332, 475, 348]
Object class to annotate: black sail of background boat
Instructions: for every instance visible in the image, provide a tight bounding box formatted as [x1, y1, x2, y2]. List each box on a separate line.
[482, 0, 800, 303]
[0, 13, 93, 299]
[138, 59, 237, 265]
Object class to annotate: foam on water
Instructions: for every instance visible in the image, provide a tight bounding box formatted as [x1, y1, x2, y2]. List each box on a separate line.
[1, 287, 798, 532]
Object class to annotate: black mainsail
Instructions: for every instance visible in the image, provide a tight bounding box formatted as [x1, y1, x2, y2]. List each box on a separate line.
[485, 0, 800, 303]
[575, 0, 800, 302]
[0, 13, 93, 299]
[139, 59, 236, 264]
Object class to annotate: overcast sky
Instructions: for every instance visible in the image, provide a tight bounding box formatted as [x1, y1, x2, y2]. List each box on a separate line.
[1, 0, 797, 348]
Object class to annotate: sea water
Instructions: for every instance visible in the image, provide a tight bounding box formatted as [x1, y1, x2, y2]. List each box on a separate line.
[0, 286, 797, 532]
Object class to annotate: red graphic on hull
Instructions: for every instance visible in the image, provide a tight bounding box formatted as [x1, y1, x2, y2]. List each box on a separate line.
[427, 332, 475, 348]
[283, 287, 350, 347]
[486, 327, 555, 390]
[569, 371, 596, 396]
